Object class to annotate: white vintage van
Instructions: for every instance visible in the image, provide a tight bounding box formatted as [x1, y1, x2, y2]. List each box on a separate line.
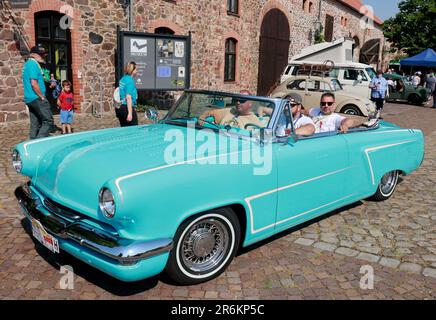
[280, 61, 377, 99]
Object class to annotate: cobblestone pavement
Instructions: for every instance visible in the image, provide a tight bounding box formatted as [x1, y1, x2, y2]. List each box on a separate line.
[0, 102, 435, 299]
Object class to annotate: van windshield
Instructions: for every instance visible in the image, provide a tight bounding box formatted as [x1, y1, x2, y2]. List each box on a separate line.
[366, 67, 377, 80]
[331, 79, 343, 91]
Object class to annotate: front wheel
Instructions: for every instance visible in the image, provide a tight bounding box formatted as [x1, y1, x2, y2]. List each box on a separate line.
[408, 94, 423, 106]
[370, 170, 400, 201]
[340, 105, 363, 116]
[165, 208, 240, 285]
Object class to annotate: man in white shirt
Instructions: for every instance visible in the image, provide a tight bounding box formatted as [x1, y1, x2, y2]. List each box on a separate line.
[309, 92, 356, 133]
[276, 93, 315, 136]
[412, 72, 421, 87]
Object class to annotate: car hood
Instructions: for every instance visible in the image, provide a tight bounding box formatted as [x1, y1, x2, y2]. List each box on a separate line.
[33, 123, 243, 218]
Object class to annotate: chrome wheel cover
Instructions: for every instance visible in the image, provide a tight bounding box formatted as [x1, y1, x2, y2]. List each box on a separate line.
[380, 171, 398, 196]
[344, 108, 359, 115]
[180, 218, 229, 273]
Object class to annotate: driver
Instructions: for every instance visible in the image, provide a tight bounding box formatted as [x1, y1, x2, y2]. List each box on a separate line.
[199, 91, 263, 129]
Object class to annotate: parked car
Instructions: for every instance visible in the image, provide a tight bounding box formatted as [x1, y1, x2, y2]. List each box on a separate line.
[13, 90, 424, 284]
[271, 75, 376, 116]
[384, 73, 432, 105]
[281, 61, 377, 99]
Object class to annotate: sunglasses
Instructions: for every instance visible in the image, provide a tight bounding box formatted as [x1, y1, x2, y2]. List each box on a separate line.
[321, 101, 334, 106]
[236, 99, 248, 104]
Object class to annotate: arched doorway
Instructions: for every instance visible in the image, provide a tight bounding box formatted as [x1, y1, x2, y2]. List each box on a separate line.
[360, 38, 381, 67]
[35, 11, 73, 114]
[257, 9, 290, 96]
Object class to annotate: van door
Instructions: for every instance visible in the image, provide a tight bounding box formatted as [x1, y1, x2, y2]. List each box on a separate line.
[339, 68, 371, 98]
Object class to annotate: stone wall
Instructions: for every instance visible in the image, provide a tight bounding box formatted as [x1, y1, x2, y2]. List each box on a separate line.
[0, 0, 127, 122]
[0, 0, 385, 123]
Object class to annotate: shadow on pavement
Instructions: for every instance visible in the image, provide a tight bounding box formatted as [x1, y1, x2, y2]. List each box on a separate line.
[20, 218, 162, 296]
[238, 200, 364, 255]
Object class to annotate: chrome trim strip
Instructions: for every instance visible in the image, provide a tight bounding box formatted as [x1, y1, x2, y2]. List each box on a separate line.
[15, 184, 173, 264]
[364, 140, 416, 185]
[114, 150, 246, 197]
[245, 167, 351, 234]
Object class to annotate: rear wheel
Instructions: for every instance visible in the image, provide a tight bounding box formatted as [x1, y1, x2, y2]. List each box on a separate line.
[370, 170, 400, 201]
[165, 208, 240, 285]
[408, 94, 422, 105]
[341, 105, 363, 116]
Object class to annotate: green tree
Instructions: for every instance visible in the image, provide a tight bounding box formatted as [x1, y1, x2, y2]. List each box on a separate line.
[382, 0, 436, 56]
[314, 25, 324, 44]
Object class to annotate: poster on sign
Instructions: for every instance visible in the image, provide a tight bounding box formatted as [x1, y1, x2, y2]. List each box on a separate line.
[118, 30, 191, 90]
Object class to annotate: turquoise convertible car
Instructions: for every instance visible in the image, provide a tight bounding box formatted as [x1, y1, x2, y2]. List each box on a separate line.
[13, 90, 424, 284]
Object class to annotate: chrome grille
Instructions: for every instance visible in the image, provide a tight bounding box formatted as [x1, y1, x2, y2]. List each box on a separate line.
[43, 198, 83, 221]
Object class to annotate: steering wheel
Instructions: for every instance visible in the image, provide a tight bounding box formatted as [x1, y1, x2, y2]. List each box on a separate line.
[244, 123, 263, 130]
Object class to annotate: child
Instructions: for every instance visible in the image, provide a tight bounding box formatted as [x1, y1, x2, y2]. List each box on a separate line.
[57, 80, 74, 134]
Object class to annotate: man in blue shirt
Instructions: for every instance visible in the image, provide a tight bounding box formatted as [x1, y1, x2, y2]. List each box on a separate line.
[22, 46, 54, 139]
[369, 70, 389, 118]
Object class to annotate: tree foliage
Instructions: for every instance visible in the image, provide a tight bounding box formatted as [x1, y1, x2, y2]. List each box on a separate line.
[382, 0, 436, 56]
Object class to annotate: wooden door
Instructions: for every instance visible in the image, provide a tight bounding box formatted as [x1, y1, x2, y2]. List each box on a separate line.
[257, 9, 290, 96]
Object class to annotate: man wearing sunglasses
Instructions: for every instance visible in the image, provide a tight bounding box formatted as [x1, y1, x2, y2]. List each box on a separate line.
[308, 92, 356, 133]
[199, 90, 263, 129]
[276, 93, 315, 137]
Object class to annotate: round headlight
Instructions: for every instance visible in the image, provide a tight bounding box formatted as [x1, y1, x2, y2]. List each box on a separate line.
[12, 150, 22, 173]
[99, 188, 116, 218]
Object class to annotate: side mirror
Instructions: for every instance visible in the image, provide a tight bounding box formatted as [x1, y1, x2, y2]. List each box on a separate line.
[253, 128, 273, 146]
[288, 132, 299, 144]
[144, 107, 159, 123]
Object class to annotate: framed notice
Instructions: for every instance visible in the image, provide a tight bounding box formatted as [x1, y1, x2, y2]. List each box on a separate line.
[9, 0, 31, 8]
[117, 30, 191, 91]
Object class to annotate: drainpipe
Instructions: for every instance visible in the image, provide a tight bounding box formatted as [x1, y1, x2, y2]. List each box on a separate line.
[318, 0, 322, 24]
[127, 0, 134, 31]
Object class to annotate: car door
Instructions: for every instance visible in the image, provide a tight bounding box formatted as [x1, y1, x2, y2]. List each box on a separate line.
[305, 79, 322, 109]
[274, 134, 351, 231]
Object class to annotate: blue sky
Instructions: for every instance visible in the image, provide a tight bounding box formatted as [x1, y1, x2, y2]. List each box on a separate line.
[362, 0, 401, 21]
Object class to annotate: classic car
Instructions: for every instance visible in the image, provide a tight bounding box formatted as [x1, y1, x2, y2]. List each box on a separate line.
[270, 75, 376, 117]
[13, 90, 424, 284]
[384, 73, 432, 105]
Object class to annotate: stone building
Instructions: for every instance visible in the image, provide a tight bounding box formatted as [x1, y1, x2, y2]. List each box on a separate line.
[0, 0, 385, 123]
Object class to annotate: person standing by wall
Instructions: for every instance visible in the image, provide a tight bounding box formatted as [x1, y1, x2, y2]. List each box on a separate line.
[116, 61, 139, 127]
[22, 46, 54, 139]
[369, 70, 388, 118]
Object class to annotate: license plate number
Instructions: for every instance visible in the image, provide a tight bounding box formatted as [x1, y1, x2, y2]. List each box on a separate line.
[31, 219, 59, 254]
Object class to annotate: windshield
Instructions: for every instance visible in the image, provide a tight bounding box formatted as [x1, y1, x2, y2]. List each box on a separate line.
[366, 67, 377, 80]
[164, 92, 276, 134]
[331, 79, 343, 91]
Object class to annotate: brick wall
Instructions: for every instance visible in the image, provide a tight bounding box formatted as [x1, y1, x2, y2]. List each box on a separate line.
[0, 0, 385, 123]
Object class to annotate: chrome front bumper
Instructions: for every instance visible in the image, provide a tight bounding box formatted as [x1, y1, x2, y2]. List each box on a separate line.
[15, 183, 173, 265]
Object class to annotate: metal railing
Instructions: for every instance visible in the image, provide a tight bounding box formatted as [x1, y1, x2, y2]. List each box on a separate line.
[296, 60, 336, 78]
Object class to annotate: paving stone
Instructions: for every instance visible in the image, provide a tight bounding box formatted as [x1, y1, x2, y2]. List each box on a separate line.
[399, 263, 423, 274]
[335, 247, 359, 257]
[422, 268, 436, 278]
[379, 258, 401, 269]
[313, 242, 337, 252]
[294, 238, 315, 246]
[357, 253, 380, 263]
